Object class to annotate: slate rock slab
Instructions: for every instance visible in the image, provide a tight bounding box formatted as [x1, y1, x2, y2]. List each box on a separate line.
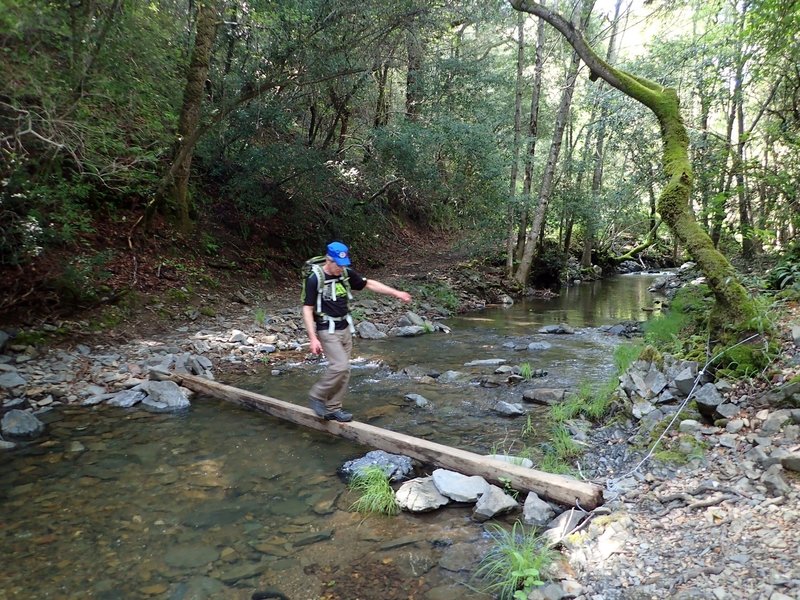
[693, 383, 724, 419]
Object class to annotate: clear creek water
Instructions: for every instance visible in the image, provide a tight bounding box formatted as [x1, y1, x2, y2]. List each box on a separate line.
[0, 274, 662, 600]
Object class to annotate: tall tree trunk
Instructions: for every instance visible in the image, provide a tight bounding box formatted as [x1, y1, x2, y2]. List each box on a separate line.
[514, 2, 585, 284]
[516, 9, 547, 263]
[732, 6, 754, 259]
[710, 100, 736, 248]
[374, 63, 390, 127]
[583, 0, 622, 268]
[405, 27, 423, 121]
[507, 12, 526, 277]
[67, 0, 124, 103]
[696, 92, 712, 230]
[336, 109, 350, 158]
[514, 48, 581, 283]
[577, 102, 598, 267]
[509, 0, 757, 330]
[150, 0, 220, 234]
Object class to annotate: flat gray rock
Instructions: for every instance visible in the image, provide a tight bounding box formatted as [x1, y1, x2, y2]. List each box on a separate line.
[396, 477, 450, 512]
[522, 388, 566, 405]
[0, 371, 26, 388]
[472, 484, 517, 521]
[431, 469, 489, 502]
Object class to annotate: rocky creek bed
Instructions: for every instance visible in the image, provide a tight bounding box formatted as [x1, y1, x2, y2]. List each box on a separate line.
[1, 266, 799, 600]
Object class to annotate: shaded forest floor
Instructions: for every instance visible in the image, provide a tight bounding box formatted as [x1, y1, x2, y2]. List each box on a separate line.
[0, 210, 471, 345]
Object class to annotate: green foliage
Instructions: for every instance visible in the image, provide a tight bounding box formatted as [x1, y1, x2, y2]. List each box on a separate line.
[537, 454, 576, 476]
[10, 330, 48, 347]
[1, 0, 179, 238]
[371, 117, 507, 230]
[349, 306, 366, 322]
[45, 251, 114, 307]
[201, 234, 220, 256]
[166, 287, 191, 303]
[521, 414, 536, 439]
[348, 466, 399, 517]
[0, 175, 96, 265]
[498, 477, 520, 500]
[254, 308, 267, 325]
[536, 342, 642, 471]
[551, 425, 582, 458]
[614, 343, 643, 373]
[414, 282, 460, 313]
[766, 245, 800, 291]
[550, 396, 583, 423]
[653, 434, 705, 465]
[714, 341, 772, 379]
[644, 285, 712, 355]
[474, 521, 554, 600]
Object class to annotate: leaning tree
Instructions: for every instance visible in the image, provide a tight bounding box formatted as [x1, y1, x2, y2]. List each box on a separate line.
[509, 0, 758, 336]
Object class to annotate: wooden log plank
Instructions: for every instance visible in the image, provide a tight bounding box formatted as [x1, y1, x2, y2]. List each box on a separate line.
[152, 370, 604, 509]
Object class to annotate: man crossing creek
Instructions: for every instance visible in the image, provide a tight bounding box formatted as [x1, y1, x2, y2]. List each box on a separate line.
[302, 241, 412, 422]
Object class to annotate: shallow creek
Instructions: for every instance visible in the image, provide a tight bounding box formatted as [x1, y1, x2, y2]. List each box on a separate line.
[0, 274, 662, 600]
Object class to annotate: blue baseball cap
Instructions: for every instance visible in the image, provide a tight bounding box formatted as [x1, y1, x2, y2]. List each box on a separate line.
[326, 242, 351, 266]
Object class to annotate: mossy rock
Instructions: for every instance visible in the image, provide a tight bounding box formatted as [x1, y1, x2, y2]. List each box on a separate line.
[638, 345, 663, 367]
[714, 341, 774, 379]
[12, 330, 48, 346]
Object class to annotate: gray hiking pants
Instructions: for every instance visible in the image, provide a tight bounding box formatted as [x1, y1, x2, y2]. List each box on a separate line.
[309, 328, 353, 411]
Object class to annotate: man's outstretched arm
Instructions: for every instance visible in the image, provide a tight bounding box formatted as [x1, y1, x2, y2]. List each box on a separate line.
[365, 279, 412, 303]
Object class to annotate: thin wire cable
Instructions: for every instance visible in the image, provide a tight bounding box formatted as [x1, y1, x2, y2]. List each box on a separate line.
[604, 332, 761, 493]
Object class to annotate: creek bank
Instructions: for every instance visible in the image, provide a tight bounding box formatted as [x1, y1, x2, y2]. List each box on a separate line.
[3, 256, 799, 599]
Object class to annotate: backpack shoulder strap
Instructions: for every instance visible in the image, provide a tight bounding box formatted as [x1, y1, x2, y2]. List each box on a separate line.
[310, 263, 326, 313]
[341, 267, 353, 299]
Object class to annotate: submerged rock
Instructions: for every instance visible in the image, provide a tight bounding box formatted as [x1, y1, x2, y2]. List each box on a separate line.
[1, 409, 45, 438]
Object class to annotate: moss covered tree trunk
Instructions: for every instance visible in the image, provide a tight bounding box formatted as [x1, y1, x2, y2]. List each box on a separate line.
[509, 0, 757, 332]
[150, 0, 220, 234]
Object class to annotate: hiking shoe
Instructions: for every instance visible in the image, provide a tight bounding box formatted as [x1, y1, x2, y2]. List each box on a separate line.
[309, 398, 326, 418]
[324, 409, 353, 422]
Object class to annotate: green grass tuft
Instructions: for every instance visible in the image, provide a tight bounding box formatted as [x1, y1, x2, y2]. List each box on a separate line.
[519, 362, 533, 380]
[349, 466, 399, 516]
[474, 521, 555, 600]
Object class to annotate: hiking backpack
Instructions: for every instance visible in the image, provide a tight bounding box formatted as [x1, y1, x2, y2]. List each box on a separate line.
[300, 256, 355, 331]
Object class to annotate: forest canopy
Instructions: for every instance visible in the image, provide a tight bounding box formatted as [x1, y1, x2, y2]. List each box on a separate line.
[1, 0, 798, 316]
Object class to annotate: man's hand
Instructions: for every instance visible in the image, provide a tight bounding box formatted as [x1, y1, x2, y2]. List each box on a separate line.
[309, 338, 323, 355]
[396, 291, 412, 303]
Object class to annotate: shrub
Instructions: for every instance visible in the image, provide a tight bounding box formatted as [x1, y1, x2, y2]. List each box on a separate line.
[766, 244, 800, 291]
